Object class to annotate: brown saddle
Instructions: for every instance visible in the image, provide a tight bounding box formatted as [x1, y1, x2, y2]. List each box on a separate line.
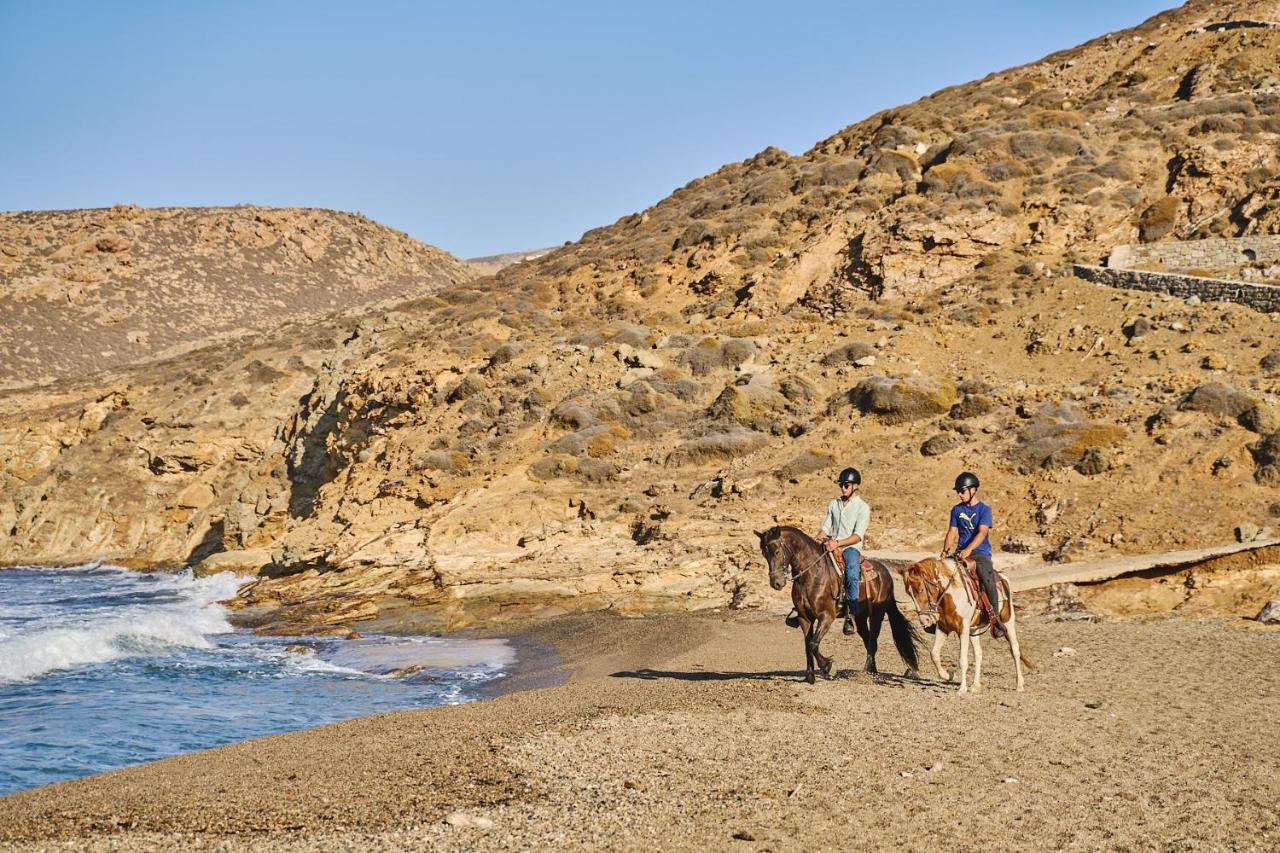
[827, 550, 879, 605]
[952, 555, 1004, 633]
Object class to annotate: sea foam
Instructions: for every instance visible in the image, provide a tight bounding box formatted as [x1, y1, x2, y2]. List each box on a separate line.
[0, 569, 244, 682]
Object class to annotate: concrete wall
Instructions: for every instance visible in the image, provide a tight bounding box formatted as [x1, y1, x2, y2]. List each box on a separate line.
[1073, 264, 1280, 313]
[1108, 235, 1280, 271]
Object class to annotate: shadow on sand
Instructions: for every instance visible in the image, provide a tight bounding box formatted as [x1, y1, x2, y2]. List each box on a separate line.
[611, 668, 948, 691]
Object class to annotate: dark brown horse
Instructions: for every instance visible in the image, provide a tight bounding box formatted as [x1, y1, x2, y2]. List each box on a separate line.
[757, 526, 920, 684]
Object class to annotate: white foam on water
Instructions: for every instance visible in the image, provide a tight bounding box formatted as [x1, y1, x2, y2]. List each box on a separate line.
[0, 570, 246, 683]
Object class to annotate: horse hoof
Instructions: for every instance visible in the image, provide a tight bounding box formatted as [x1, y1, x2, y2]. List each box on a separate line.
[804, 674, 816, 685]
[904, 668, 919, 680]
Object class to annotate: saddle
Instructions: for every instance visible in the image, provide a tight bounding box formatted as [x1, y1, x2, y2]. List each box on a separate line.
[827, 550, 877, 609]
[953, 555, 1004, 636]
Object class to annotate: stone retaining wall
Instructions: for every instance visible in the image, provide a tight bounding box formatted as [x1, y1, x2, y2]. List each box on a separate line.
[1073, 264, 1280, 312]
[1107, 235, 1280, 270]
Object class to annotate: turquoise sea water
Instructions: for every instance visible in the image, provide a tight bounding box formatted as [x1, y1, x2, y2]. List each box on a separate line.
[0, 565, 513, 797]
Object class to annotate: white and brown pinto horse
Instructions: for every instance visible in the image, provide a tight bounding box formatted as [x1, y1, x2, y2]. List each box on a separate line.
[897, 558, 1032, 693]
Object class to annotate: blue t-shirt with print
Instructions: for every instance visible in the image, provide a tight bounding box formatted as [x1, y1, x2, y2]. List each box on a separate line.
[950, 501, 993, 556]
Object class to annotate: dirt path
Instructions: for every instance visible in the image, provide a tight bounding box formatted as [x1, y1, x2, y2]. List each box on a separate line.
[2, 609, 1277, 851]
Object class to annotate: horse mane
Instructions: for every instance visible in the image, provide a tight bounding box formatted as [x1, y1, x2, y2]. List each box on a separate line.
[766, 524, 813, 542]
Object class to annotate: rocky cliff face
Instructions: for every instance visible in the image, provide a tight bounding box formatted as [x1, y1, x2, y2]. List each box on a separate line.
[2, 0, 1280, 634]
[0, 205, 475, 388]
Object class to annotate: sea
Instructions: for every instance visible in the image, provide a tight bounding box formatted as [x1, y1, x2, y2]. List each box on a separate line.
[0, 564, 515, 798]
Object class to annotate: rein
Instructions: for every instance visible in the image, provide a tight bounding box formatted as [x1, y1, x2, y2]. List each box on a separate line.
[770, 536, 833, 585]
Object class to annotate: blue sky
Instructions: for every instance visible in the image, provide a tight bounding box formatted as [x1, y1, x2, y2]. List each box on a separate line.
[0, 1, 1170, 258]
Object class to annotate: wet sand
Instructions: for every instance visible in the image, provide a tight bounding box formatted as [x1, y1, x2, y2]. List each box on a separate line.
[2, 610, 1278, 851]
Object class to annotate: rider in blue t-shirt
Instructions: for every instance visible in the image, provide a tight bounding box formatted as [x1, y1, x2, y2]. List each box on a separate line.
[941, 471, 1006, 638]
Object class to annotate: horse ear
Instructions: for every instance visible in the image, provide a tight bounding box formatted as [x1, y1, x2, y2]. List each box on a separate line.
[753, 529, 766, 540]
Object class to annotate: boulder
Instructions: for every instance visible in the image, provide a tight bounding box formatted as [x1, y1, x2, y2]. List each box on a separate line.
[193, 548, 273, 578]
[1255, 601, 1280, 624]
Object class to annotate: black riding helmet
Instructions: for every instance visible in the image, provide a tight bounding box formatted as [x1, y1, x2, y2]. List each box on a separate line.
[837, 467, 861, 485]
[954, 471, 980, 492]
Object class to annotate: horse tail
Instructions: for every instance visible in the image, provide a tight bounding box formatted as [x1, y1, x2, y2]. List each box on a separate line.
[1019, 651, 1035, 672]
[885, 596, 921, 672]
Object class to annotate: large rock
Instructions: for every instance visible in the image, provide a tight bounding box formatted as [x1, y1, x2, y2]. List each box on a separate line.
[1256, 601, 1280, 624]
[193, 548, 273, 578]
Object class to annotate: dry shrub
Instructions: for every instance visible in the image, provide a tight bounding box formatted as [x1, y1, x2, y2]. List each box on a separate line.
[547, 425, 613, 457]
[982, 158, 1029, 182]
[446, 373, 487, 404]
[420, 450, 470, 473]
[921, 433, 963, 456]
[551, 397, 597, 430]
[1251, 431, 1280, 485]
[1095, 160, 1134, 181]
[1028, 109, 1085, 129]
[1010, 411, 1126, 473]
[665, 427, 767, 467]
[951, 390, 995, 419]
[779, 375, 819, 402]
[1058, 172, 1106, 195]
[485, 343, 524, 372]
[821, 341, 877, 365]
[776, 449, 836, 481]
[866, 149, 920, 181]
[1261, 351, 1280, 373]
[743, 173, 791, 205]
[610, 325, 651, 348]
[707, 386, 755, 423]
[534, 453, 615, 483]
[839, 374, 958, 423]
[721, 338, 757, 367]
[1138, 197, 1180, 243]
[819, 160, 861, 186]
[679, 337, 725, 376]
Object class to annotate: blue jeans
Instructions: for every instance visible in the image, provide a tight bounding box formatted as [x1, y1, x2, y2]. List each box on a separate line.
[843, 547, 861, 617]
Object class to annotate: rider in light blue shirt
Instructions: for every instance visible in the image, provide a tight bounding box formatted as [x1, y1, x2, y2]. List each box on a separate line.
[819, 467, 870, 636]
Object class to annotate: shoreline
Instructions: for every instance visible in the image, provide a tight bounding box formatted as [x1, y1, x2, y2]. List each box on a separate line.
[1, 608, 1277, 850]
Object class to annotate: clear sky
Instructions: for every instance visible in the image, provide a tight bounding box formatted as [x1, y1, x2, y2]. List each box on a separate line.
[1, 1, 1171, 258]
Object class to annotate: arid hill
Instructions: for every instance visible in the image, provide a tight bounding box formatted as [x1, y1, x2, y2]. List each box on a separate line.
[0, 205, 475, 388]
[1, 0, 1279, 635]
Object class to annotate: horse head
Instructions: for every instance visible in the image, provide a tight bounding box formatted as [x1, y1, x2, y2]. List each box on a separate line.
[755, 527, 790, 590]
[898, 558, 947, 610]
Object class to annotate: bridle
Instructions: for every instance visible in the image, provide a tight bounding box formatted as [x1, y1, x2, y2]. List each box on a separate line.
[765, 532, 832, 586]
[905, 560, 957, 623]
[904, 557, 988, 635]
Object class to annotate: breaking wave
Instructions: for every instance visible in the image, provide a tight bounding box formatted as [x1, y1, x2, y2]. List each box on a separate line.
[0, 568, 243, 683]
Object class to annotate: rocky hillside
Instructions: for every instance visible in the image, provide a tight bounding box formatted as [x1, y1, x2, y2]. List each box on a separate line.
[0, 206, 475, 388]
[2, 0, 1279, 635]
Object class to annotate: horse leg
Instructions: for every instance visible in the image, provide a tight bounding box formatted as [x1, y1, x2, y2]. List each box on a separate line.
[957, 613, 972, 694]
[864, 604, 885, 675]
[801, 618, 815, 685]
[971, 632, 983, 693]
[813, 608, 836, 679]
[1006, 609, 1026, 692]
[930, 626, 949, 681]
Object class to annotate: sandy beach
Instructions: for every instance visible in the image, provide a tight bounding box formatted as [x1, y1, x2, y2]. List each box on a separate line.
[2, 607, 1277, 851]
